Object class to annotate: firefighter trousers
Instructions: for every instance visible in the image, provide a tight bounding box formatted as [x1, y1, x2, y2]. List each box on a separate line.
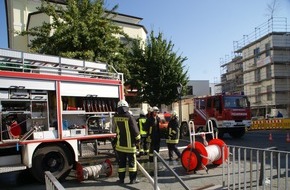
[167, 143, 181, 159]
[148, 140, 160, 162]
[139, 136, 148, 154]
[116, 151, 137, 181]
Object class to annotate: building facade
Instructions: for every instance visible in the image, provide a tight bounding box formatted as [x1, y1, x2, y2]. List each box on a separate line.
[4, 0, 147, 51]
[218, 56, 243, 94]
[218, 18, 290, 118]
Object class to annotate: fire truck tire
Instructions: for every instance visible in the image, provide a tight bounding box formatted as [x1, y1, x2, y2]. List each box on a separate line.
[229, 127, 245, 138]
[180, 122, 189, 138]
[217, 130, 224, 139]
[31, 144, 73, 183]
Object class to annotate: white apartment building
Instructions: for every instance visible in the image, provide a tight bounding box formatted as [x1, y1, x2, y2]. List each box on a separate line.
[4, 0, 147, 51]
[219, 18, 290, 118]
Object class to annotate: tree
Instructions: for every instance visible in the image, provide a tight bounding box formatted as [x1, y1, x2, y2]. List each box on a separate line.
[266, 0, 280, 19]
[126, 31, 188, 106]
[21, 0, 129, 76]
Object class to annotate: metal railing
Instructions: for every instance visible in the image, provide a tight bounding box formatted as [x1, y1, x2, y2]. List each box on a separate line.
[0, 48, 122, 80]
[136, 160, 160, 190]
[153, 150, 191, 190]
[223, 145, 289, 189]
[45, 171, 65, 190]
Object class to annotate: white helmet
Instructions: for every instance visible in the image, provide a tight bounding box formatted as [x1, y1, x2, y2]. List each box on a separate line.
[171, 110, 178, 118]
[117, 100, 129, 108]
[152, 106, 159, 112]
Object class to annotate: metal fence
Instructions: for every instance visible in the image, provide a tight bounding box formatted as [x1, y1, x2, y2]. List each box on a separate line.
[223, 145, 289, 190]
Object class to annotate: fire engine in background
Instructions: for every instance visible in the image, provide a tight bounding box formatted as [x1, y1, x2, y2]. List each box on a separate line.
[0, 48, 123, 182]
[180, 94, 251, 139]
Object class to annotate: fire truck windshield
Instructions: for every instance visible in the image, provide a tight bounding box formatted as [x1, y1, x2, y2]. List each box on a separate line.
[223, 96, 248, 108]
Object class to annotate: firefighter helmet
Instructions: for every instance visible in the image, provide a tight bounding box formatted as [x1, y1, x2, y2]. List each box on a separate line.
[117, 100, 129, 108]
[171, 110, 178, 118]
[152, 106, 159, 112]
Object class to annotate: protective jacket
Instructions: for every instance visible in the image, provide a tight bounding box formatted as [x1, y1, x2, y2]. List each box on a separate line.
[137, 116, 147, 137]
[145, 115, 161, 143]
[166, 117, 180, 144]
[113, 111, 140, 153]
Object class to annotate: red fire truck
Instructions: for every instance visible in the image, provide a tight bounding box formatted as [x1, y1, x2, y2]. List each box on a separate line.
[180, 94, 251, 138]
[0, 48, 123, 182]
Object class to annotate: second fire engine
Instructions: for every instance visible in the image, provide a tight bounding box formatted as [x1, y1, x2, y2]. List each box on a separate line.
[180, 94, 251, 138]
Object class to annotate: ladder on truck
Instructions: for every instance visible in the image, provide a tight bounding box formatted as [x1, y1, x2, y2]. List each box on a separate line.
[0, 48, 123, 80]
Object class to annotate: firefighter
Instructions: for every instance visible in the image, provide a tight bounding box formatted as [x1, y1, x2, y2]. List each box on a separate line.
[146, 106, 161, 162]
[166, 110, 181, 161]
[137, 110, 148, 156]
[112, 100, 141, 184]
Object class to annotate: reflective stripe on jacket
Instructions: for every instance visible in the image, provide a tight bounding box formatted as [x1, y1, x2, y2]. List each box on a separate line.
[166, 117, 180, 144]
[137, 117, 147, 136]
[114, 112, 140, 153]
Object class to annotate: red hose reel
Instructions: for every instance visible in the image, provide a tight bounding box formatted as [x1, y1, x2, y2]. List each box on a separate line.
[181, 120, 229, 173]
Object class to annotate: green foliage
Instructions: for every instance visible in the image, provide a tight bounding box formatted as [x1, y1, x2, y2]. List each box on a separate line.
[21, 0, 129, 76]
[126, 31, 188, 106]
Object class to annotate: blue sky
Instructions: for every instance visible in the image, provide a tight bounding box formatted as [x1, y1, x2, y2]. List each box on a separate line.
[1, 0, 290, 82]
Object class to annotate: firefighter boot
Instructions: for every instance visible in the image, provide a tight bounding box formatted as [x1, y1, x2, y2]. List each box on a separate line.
[117, 172, 125, 184]
[129, 172, 139, 184]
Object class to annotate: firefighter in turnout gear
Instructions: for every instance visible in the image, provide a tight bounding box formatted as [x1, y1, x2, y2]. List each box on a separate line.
[166, 110, 181, 161]
[137, 110, 148, 156]
[112, 100, 141, 184]
[145, 106, 161, 162]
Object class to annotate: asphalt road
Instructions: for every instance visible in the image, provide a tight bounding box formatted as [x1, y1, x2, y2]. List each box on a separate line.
[1, 130, 289, 190]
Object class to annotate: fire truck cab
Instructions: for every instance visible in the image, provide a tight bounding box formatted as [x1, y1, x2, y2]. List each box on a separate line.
[0, 48, 123, 182]
[183, 94, 251, 138]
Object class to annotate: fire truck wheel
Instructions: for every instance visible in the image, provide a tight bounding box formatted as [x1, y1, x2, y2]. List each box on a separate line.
[217, 132, 224, 139]
[229, 127, 245, 138]
[31, 144, 73, 183]
[180, 123, 189, 138]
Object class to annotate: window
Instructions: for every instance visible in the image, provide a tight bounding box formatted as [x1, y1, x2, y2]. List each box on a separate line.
[267, 85, 272, 101]
[255, 87, 261, 103]
[223, 96, 248, 108]
[254, 47, 260, 64]
[255, 69, 261, 82]
[214, 97, 220, 109]
[206, 98, 212, 108]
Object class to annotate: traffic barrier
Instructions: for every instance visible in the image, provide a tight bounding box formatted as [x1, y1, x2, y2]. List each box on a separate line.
[75, 159, 113, 181]
[181, 120, 229, 173]
[250, 118, 290, 130]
